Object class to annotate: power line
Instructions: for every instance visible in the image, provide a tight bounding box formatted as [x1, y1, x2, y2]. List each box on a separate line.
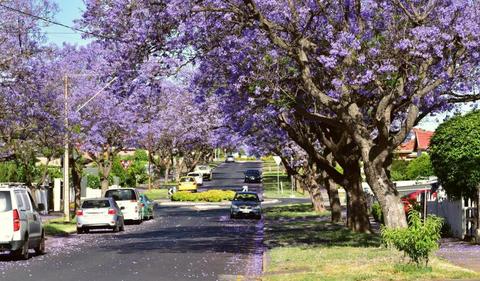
[0, 3, 123, 42]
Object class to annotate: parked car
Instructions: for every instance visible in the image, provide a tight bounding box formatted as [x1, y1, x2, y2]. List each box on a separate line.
[177, 176, 198, 192]
[139, 194, 154, 220]
[194, 165, 212, 180]
[104, 188, 142, 223]
[187, 172, 203, 186]
[76, 198, 125, 234]
[225, 155, 235, 163]
[230, 192, 262, 219]
[0, 184, 46, 260]
[244, 170, 262, 183]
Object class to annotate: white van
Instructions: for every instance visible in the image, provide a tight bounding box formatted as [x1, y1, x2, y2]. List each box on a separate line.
[0, 184, 46, 259]
[104, 188, 142, 223]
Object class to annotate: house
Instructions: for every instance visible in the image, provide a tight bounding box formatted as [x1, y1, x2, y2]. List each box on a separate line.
[396, 128, 434, 160]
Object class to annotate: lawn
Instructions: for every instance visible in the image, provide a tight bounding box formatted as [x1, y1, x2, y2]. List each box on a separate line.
[262, 171, 307, 199]
[142, 188, 169, 200]
[44, 218, 77, 236]
[262, 204, 478, 281]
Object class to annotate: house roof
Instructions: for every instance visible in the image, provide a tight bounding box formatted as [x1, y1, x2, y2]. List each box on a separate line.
[396, 128, 434, 154]
[414, 128, 434, 151]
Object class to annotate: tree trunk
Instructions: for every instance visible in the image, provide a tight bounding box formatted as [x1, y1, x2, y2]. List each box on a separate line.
[323, 174, 342, 223]
[70, 155, 82, 216]
[101, 177, 109, 196]
[310, 183, 326, 212]
[363, 159, 407, 228]
[344, 164, 371, 233]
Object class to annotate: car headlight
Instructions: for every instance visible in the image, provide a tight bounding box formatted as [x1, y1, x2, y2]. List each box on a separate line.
[231, 205, 239, 209]
[253, 206, 261, 210]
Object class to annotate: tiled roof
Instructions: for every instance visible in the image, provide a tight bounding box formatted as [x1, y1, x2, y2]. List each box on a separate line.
[398, 139, 415, 152]
[396, 128, 434, 153]
[414, 128, 434, 150]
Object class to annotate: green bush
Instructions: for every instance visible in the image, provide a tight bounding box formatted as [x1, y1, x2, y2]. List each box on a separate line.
[381, 210, 443, 267]
[86, 174, 101, 189]
[171, 190, 236, 202]
[391, 160, 409, 181]
[371, 202, 384, 223]
[406, 154, 434, 180]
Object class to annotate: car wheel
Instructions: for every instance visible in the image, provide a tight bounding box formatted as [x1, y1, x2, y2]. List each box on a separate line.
[84, 228, 90, 234]
[12, 236, 29, 260]
[34, 232, 46, 255]
[113, 224, 120, 233]
[76, 228, 83, 234]
[230, 213, 235, 219]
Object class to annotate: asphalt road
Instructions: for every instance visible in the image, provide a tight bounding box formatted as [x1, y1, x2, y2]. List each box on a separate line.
[0, 162, 264, 281]
[201, 161, 263, 197]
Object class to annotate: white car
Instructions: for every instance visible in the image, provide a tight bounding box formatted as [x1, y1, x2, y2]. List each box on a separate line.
[187, 172, 203, 186]
[104, 188, 142, 223]
[194, 165, 212, 181]
[76, 198, 125, 234]
[225, 155, 235, 163]
[0, 184, 46, 260]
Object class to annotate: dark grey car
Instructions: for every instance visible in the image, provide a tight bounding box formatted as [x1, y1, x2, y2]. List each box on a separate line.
[230, 192, 262, 219]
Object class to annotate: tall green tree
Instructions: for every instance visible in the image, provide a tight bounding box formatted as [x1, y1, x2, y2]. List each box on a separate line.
[430, 111, 480, 240]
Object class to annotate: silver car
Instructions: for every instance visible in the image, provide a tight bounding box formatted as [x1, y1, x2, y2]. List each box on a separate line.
[230, 192, 262, 219]
[76, 198, 125, 234]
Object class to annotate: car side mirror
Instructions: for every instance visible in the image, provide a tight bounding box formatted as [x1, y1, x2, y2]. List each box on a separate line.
[120, 206, 125, 210]
[37, 203, 45, 211]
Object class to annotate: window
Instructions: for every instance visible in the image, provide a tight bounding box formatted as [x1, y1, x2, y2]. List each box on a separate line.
[180, 177, 194, 183]
[234, 193, 259, 202]
[82, 200, 111, 209]
[27, 192, 37, 210]
[105, 189, 137, 201]
[15, 192, 24, 210]
[0, 191, 12, 212]
[21, 193, 31, 211]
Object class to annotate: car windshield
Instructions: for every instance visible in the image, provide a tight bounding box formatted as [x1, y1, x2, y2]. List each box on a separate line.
[245, 170, 260, 175]
[234, 193, 259, 202]
[180, 177, 195, 183]
[105, 189, 137, 201]
[0, 191, 12, 212]
[189, 173, 200, 177]
[197, 166, 208, 170]
[82, 200, 111, 209]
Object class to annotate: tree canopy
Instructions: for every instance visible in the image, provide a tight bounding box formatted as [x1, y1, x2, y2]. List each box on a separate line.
[430, 111, 480, 199]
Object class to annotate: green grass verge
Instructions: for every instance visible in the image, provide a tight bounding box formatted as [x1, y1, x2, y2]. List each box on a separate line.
[171, 190, 235, 202]
[262, 172, 307, 199]
[44, 218, 77, 236]
[263, 204, 478, 281]
[142, 188, 169, 200]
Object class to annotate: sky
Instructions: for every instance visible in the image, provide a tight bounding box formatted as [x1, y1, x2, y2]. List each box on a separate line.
[42, 0, 90, 46]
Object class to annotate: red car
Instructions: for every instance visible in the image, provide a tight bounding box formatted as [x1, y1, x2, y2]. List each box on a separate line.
[401, 190, 436, 212]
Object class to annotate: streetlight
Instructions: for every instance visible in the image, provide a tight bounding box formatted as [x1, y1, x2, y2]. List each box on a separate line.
[63, 76, 117, 222]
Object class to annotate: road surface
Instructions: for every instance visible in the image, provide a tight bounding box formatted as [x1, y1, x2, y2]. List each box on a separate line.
[0, 162, 264, 281]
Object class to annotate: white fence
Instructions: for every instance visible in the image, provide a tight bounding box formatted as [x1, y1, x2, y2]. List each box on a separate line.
[427, 199, 466, 239]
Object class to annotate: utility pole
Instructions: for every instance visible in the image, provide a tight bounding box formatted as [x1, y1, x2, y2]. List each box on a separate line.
[63, 75, 70, 222]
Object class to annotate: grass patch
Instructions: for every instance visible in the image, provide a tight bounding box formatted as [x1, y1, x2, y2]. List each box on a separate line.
[44, 218, 77, 236]
[263, 204, 478, 281]
[265, 204, 330, 220]
[262, 172, 307, 199]
[142, 188, 169, 200]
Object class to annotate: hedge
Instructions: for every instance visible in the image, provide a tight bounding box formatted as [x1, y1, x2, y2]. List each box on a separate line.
[171, 190, 236, 202]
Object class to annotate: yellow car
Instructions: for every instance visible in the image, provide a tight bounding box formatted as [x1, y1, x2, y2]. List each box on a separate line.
[177, 176, 198, 192]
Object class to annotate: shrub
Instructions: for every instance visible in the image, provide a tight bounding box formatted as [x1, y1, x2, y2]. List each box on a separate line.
[381, 210, 443, 267]
[391, 160, 409, 181]
[171, 190, 236, 202]
[371, 202, 383, 223]
[86, 174, 101, 189]
[406, 154, 434, 180]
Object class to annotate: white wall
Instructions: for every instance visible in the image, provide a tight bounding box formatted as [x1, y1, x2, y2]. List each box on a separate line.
[427, 199, 465, 239]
